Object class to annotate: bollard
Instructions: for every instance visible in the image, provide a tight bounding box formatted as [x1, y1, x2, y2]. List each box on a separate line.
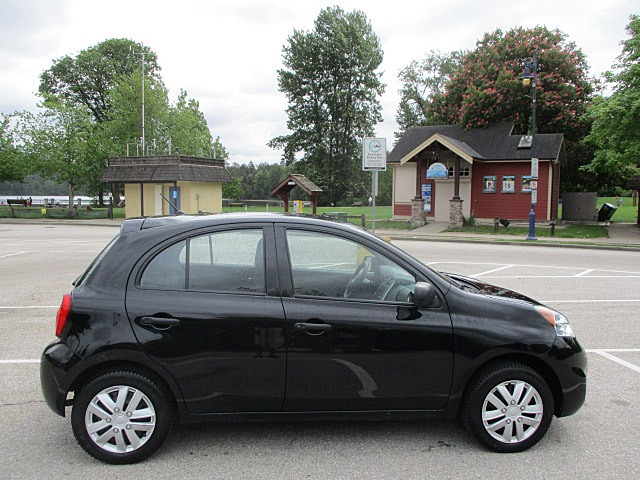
[494, 217, 499, 233]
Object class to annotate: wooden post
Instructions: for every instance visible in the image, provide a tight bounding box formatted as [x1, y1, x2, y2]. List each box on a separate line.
[140, 182, 144, 216]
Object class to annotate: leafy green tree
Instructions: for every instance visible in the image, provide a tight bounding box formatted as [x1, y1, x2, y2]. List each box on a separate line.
[0, 114, 28, 183]
[225, 162, 291, 200]
[167, 90, 214, 156]
[222, 178, 243, 200]
[35, 38, 228, 203]
[269, 6, 385, 206]
[39, 38, 160, 123]
[14, 101, 98, 207]
[583, 15, 640, 194]
[395, 51, 463, 137]
[102, 69, 170, 156]
[425, 27, 594, 192]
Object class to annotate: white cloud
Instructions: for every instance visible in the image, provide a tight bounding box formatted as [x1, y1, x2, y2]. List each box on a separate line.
[0, 0, 636, 164]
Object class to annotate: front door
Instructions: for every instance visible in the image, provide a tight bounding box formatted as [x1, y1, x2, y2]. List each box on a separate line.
[277, 226, 453, 411]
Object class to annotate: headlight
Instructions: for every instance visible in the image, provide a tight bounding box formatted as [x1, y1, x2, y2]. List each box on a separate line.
[535, 306, 575, 338]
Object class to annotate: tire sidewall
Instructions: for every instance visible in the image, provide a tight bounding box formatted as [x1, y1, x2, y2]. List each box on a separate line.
[71, 370, 173, 464]
[464, 363, 554, 453]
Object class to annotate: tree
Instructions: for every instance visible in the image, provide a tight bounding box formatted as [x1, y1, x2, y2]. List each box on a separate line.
[583, 15, 640, 194]
[101, 69, 170, 157]
[224, 162, 290, 200]
[167, 90, 214, 156]
[0, 114, 28, 183]
[395, 51, 463, 137]
[39, 38, 160, 124]
[424, 27, 594, 192]
[269, 6, 385, 206]
[14, 100, 98, 208]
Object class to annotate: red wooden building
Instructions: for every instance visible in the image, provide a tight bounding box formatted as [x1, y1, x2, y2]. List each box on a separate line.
[388, 123, 565, 224]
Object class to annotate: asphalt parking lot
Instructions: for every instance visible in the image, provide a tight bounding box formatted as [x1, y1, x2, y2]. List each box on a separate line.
[0, 223, 638, 479]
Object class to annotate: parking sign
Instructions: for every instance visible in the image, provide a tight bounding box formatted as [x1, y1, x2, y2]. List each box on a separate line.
[362, 138, 386, 171]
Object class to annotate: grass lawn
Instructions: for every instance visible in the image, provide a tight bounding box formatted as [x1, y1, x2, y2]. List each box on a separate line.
[448, 224, 608, 238]
[595, 196, 638, 223]
[220, 204, 411, 229]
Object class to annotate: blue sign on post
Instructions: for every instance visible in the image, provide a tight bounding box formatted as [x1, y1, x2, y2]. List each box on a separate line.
[168, 187, 181, 215]
[422, 184, 432, 213]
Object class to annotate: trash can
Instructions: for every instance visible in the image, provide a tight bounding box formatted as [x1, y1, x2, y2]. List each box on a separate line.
[597, 203, 617, 222]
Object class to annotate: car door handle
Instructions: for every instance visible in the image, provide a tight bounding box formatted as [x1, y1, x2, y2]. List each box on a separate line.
[138, 316, 181, 330]
[294, 322, 332, 332]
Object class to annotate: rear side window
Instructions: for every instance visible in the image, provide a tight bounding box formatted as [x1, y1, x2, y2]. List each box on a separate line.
[140, 229, 265, 293]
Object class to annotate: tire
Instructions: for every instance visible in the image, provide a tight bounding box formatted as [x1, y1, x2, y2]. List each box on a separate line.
[462, 361, 554, 453]
[71, 370, 174, 464]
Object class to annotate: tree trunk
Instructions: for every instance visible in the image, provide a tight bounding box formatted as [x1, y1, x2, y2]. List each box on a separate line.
[68, 182, 75, 210]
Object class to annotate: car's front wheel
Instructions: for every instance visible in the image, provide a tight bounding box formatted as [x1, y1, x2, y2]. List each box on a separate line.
[463, 361, 554, 452]
[71, 370, 174, 464]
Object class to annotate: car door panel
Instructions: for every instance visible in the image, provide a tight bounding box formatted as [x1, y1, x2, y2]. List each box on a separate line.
[282, 297, 453, 411]
[276, 225, 454, 412]
[125, 225, 286, 414]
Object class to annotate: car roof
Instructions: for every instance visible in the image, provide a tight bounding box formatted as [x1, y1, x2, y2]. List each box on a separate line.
[121, 212, 365, 235]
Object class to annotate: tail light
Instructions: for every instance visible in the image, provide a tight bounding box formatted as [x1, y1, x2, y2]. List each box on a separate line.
[55, 294, 72, 338]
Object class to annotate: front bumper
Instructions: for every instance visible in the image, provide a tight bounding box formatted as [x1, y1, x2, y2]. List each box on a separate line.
[547, 336, 588, 417]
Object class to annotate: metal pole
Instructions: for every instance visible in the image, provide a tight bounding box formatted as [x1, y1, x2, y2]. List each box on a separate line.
[372, 170, 377, 233]
[141, 51, 145, 155]
[526, 49, 538, 241]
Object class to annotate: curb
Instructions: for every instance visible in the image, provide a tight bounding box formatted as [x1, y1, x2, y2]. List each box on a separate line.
[2, 218, 638, 251]
[380, 232, 640, 252]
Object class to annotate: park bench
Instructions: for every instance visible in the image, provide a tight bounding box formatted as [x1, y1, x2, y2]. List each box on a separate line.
[7, 199, 28, 207]
[229, 202, 244, 207]
[351, 201, 363, 207]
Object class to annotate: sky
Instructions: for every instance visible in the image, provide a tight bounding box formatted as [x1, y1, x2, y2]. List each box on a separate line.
[0, 0, 636, 165]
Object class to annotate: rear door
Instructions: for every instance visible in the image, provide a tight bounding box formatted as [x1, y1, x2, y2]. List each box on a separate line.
[125, 224, 286, 414]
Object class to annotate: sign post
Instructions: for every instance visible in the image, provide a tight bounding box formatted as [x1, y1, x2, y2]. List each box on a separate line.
[362, 138, 386, 233]
[527, 157, 538, 240]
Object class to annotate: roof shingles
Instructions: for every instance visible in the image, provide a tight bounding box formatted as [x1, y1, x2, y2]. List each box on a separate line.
[101, 156, 232, 183]
[389, 123, 565, 164]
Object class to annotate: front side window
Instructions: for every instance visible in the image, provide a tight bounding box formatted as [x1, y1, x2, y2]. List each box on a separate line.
[285, 230, 415, 302]
[140, 229, 264, 293]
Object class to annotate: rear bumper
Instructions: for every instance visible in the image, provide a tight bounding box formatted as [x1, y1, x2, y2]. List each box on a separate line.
[40, 341, 80, 417]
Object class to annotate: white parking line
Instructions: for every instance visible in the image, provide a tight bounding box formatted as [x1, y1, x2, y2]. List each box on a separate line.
[0, 359, 40, 364]
[428, 261, 640, 277]
[0, 306, 58, 309]
[472, 265, 514, 277]
[587, 349, 640, 374]
[486, 275, 640, 279]
[574, 269, 595, 277]
[0, 252, 26, 259]
[542, 299, 640, 303]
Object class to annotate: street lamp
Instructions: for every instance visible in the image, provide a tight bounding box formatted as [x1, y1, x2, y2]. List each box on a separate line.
[521, 49, 538, 240]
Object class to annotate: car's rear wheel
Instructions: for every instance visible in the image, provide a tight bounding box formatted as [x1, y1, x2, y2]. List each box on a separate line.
[71, 370, 174, 464]
[463, 361, 553, 452]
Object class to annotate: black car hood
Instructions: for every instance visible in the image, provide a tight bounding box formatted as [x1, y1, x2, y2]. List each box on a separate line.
[443, 272, 540, 305]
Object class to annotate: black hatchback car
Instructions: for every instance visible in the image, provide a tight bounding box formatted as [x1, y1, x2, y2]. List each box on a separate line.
[41, 213, 586, 463]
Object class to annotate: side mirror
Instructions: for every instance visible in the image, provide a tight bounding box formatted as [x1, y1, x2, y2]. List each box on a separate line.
[412, 282, 441, 309]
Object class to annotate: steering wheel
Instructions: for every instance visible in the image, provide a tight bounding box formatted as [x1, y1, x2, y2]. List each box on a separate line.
[374, 276, 396, 301]
[344, 256, 375, 298]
